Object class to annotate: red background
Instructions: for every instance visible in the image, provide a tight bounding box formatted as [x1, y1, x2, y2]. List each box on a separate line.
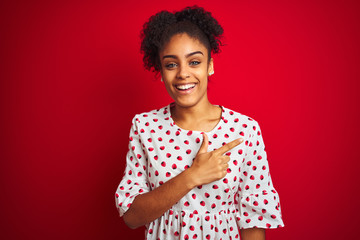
[1, 0, 359, 239]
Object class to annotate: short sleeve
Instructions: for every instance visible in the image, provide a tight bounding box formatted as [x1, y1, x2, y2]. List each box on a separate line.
[115, 115, 151, 217]
[236, 121, 284, 229]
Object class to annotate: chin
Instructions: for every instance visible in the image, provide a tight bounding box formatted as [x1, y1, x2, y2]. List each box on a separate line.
[172, 97, 202, 109]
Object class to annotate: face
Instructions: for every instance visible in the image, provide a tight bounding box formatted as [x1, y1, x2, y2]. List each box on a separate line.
[159, 33, 214, 109]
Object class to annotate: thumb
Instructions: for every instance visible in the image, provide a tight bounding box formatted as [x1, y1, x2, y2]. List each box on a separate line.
[197, 132, 209, 155]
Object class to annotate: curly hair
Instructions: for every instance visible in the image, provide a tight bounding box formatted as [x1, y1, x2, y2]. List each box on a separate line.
[140, 6, 224, 73]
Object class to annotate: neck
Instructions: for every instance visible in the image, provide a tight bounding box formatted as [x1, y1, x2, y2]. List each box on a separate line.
[171, 97, 217, 123]
[172, 102, 214, 122]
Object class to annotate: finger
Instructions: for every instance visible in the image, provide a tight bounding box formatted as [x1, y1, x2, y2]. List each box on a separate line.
[214, 138, 243, 156]
[219, 156, 230, 163]
[197, 132, 209, 155]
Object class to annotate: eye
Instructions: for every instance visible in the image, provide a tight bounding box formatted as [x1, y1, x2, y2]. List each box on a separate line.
[190, 61, 200, 66]
[165, 63, 177, 69]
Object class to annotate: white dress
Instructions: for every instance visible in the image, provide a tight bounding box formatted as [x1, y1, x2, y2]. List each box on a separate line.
[115, 103, 284, 239]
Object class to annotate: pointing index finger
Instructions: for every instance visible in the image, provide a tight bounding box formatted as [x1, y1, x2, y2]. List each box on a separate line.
[214, 138, 243, 155]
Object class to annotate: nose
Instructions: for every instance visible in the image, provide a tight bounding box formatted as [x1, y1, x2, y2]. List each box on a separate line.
[177, 64, 190, 80]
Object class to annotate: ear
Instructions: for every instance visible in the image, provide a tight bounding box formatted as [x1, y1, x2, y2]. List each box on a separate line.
[208, 58, 214, 75]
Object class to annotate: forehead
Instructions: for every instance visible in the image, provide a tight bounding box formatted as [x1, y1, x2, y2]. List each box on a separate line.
[160, 33, 208, 58]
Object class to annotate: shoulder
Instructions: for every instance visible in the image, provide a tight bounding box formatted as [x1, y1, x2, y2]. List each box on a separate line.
[221, 105, 262, 136]
[130, 104, 170, 127]
[221, 105, 259, 126]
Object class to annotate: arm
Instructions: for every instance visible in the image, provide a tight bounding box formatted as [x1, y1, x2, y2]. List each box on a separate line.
[123, 166, 195, 229]
[240, 228, 266, 240]
[236, 120, 284, 229]
[123, 133, 243, 229]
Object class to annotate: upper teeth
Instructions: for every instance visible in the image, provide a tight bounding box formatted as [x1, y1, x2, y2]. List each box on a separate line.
[176, 84, 196, 90]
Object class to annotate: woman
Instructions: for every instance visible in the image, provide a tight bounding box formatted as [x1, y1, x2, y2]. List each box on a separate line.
[115, 6, 284, 239]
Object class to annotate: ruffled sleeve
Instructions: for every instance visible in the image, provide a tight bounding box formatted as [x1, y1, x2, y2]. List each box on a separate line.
[236, 120, 284, 229]
[115, 115, 150, 217]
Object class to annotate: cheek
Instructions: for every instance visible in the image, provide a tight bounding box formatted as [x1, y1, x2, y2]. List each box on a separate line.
[195, 68, 209, 82]
[161, 69, 176, 81]
[162, 81, 176, 96]
[163, 81, 172, 90]
[191, 66, 206, 77]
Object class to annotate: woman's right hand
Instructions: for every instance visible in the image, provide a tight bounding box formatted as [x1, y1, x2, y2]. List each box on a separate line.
[188, 133, 244, 187]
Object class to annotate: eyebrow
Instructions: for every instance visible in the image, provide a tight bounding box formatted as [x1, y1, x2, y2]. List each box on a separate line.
[162, 51, 204, 59]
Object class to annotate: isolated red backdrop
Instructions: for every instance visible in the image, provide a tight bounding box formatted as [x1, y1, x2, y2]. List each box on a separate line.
[1, 0, 359, 239]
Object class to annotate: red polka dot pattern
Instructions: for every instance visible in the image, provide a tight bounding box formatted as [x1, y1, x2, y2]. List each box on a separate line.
[115, 103, 284, 239]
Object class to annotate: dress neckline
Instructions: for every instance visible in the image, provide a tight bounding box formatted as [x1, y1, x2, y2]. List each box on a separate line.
[165, 102, 225, 135]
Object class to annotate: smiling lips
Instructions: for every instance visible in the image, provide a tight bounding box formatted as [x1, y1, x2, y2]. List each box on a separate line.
[175, 83, 196, 91]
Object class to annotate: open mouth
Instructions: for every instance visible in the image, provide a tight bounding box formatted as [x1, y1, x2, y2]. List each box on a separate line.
[175, 83, 196, 91]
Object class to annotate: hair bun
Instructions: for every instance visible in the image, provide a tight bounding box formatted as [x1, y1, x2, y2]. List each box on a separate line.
[175, 6, 223, 53]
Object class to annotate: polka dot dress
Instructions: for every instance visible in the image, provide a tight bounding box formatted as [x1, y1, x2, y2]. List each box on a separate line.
[115, 103, 284, 239]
